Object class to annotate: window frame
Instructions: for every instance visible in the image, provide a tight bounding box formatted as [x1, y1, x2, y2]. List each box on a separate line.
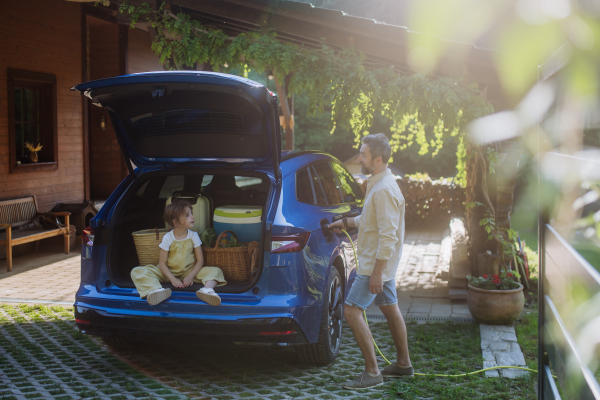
[311, 161, 344, 206]
[330, 161, 365, 204]
[295, 166, 317, 205]
[308, 164, 327, 206]
[7, 69, 58, 174]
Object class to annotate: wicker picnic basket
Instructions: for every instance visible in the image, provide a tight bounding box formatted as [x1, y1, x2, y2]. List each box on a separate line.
[132, 228, 170, 266]
[202, 230, 252, 282]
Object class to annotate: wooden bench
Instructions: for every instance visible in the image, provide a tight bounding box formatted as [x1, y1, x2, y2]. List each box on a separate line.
[0, 196, 70, 272]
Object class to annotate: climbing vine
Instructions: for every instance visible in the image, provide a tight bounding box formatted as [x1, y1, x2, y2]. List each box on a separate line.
[119, 2, 494, 184]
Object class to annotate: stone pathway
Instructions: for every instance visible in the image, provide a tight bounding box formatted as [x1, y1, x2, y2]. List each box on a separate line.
[0, 245, 80, 304]
[366, 227, 473, 323]
[480, 324, 528, 378]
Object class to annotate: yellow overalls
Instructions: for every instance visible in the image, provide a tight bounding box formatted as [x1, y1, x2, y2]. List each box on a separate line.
[131, 237, 226, 298]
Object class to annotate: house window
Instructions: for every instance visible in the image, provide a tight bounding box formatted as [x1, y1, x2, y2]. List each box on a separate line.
[8, 69, 58, 173]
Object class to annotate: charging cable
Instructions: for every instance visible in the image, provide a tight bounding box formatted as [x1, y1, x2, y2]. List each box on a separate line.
[339, 228, 539, 377]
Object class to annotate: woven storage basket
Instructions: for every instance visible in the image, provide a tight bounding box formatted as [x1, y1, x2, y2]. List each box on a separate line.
[132, 228, 170, 266]
[202, 230, 252, 282]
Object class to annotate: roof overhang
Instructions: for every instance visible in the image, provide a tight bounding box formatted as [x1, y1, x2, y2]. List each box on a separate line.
[84, 0, 507, 110]
[172, 0, 505, 107]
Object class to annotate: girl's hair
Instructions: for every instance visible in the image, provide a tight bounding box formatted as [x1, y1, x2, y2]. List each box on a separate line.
[164, 200, 192, 228]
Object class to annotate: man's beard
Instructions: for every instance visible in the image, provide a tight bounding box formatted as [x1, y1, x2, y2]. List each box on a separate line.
[360, 163, 374, 175]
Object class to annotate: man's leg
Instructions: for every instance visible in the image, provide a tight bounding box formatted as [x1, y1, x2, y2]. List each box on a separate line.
[379, 304, 411, 367]
[343, 304, 380, 375]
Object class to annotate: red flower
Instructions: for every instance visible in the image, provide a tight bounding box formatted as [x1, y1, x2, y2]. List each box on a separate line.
[493, 279, 501, 285]
[482, 275, 489, 279]
[492, 274, 499, 279]
[507, 273, 512, 277]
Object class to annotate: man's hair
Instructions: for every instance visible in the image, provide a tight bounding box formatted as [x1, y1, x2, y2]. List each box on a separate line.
[164, 200, 192, 228]
[362, 133, 391, 164]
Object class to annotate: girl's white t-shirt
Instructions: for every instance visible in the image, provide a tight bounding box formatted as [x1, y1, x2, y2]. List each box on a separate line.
[159, 229, 202, 251]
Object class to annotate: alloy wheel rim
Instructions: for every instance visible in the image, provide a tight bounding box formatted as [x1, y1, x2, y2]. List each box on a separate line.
[328, 275, 342, 354]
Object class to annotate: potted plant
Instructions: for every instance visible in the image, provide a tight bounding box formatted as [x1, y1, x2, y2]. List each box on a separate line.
[25, 142, 43, 163]
[467, 270, 524, 325]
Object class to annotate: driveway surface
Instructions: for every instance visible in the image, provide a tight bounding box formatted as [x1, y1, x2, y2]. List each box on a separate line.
[0, 227, 473, 399]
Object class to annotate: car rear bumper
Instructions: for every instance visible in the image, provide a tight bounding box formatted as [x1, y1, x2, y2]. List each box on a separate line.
[74, 304, 310, 345]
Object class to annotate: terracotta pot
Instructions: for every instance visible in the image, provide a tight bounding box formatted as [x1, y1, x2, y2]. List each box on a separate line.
[467, 283, 524, 325]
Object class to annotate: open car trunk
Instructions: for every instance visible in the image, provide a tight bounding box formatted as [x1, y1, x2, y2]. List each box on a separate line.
[106, 170, 271, 293]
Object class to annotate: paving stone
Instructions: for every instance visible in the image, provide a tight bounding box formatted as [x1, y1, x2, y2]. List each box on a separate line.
[411, 298, 433, 305]
[430, 298, 452, 305]
[408, 306, 431, 313]
[498, 332, 518, 342]
[406, 312, 429, 318]
[0, 306, 185, 400]
[430, 304, 452, 311]
[479, 324, 527, 380]
[428, 311, 452, 318]
[487, 342, 510, 351]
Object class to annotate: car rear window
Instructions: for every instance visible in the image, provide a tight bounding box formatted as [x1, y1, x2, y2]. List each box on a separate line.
[130, 109, 262, 137]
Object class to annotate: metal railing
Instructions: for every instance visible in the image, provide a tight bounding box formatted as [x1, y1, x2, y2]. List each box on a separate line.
[539, 153, 600, 399]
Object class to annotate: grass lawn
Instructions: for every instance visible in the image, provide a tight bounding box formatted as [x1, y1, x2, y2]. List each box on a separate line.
[514, 301, 538, 375]
[379, 320, 537, 400]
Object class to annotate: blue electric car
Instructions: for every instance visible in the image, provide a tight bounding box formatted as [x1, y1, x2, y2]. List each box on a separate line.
[72, 71, 364, 364]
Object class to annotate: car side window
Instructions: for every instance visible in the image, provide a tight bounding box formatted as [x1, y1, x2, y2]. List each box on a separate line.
[296, 167, 315, 204]
[309, 166, 328, 206]
[331, 162, 364, 203]
[313, 162, 343, 205]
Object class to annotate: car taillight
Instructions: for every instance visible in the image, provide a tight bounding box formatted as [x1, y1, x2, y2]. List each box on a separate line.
[83, 227, 95, 247]
[271, 232, 310, 254]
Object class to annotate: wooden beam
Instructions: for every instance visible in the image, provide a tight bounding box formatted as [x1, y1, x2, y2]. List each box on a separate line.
[273, 75, 293, 151]
[81, 6, 90, 202]
[119, 24, 130, 179]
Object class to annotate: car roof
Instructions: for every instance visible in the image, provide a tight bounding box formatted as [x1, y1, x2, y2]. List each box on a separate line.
[280, 151, 340, 178]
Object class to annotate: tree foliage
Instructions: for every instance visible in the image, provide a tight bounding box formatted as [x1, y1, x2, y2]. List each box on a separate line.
[120, 2, 494, 183]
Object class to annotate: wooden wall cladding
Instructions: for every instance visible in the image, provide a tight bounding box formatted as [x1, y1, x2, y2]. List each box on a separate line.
[0, 0, 84, 211]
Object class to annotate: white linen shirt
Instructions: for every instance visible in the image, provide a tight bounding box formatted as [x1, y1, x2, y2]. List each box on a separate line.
[353, 168, 405, 282]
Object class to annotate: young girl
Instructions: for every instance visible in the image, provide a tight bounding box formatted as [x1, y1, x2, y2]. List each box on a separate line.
[131, 200, 226, 306]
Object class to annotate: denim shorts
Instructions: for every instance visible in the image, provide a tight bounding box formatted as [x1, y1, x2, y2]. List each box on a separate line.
[345, 274, 398, 311]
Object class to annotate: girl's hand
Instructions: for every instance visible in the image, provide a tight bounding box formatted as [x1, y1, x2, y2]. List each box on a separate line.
[183, 274, 195, 287]
[170, 278, 184, 288]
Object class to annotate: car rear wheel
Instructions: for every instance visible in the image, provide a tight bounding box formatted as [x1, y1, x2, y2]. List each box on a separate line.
[296, 267, 343, 365]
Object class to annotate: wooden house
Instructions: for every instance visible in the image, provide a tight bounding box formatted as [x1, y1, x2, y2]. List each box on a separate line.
[0, 0, 163, 259]
[0, 0, 164, 210]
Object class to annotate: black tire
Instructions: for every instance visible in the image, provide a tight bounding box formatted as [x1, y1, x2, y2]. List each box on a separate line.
[296, 267, 343, 365]
[101, 336, 136, 351]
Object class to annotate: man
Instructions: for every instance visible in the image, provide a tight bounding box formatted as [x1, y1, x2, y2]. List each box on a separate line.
[329, 133, 413, 389]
